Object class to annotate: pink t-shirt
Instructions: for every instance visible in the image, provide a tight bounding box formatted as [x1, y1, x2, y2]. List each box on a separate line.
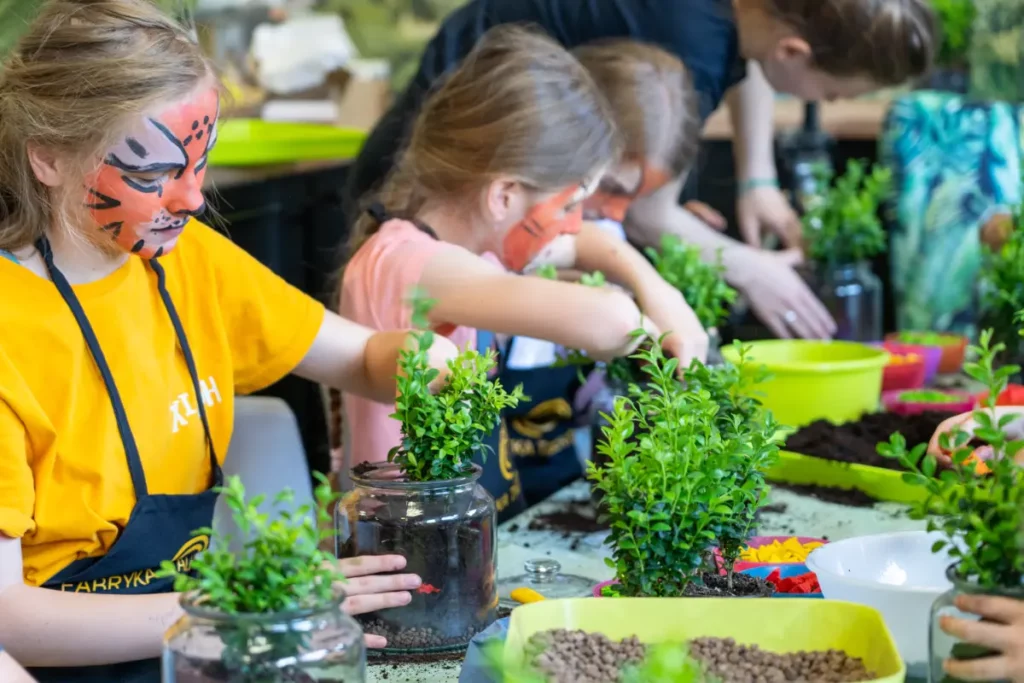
[340, 219, 497, 469]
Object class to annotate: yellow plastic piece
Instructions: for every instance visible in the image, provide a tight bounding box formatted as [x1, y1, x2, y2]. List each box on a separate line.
[209, 119, 368, 167]
[722, 341, 888, 428]
[510, 587, 546, 604]
[768, 450, 930, 505]
[504, 598, 905, 683]
[740, 538, 824, 563]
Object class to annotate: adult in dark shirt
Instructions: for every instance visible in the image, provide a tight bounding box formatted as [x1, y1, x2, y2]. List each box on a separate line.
[346, 0, 936, 339]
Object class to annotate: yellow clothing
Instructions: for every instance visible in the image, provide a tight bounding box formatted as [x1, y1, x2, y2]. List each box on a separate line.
[0, 220, 325, 586]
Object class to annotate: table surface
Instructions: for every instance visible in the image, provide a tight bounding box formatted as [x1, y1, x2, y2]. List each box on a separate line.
[367, 480, 926, 683]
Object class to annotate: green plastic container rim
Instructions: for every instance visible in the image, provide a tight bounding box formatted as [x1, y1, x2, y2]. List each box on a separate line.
[721, 340, 889, 375]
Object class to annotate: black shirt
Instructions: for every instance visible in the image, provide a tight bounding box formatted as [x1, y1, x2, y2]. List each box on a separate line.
[344, 0, 745, 220]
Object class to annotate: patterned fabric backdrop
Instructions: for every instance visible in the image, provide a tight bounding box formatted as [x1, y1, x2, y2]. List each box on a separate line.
[880, 91, 1024, 334]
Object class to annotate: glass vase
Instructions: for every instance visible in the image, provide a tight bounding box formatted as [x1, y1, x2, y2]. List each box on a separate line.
[335, 463, 497, 653]
[163, 595, 366, 682]
[930, 565, 1024, 683]
[818, 262, 883, 342]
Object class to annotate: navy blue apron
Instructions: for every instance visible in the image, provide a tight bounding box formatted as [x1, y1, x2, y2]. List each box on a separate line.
[364, 204, 527, 522]
[499, 356, 585, 507]
[28, 238, 221, 683]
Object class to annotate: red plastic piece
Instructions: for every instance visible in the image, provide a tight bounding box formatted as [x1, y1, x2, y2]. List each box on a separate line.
[765, 569, 821, 595]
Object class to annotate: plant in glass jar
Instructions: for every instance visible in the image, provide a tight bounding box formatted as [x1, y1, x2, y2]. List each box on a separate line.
[335, 292, 524, 653]
[878, 329, 1024, 683]
[802, 159, 893, 342]
[161, 475, 365, 683]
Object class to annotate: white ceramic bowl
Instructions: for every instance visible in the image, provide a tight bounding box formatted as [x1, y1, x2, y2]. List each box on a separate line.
[806, 530, 954, 668]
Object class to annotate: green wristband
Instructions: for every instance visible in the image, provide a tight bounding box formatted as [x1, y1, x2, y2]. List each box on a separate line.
[737, 178, 779, 195]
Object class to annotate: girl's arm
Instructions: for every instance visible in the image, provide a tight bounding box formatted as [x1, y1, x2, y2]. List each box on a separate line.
[419, 246, 654, 361]
[627, 177, 835, 340]
[0, 650, 36, 683]
[292, 312, 458, 403]
[0, 534, 420, 664]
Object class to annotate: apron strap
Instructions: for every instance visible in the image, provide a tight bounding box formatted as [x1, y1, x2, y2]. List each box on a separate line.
[38, 239, 149, 497]
[149, 257, 221, 486]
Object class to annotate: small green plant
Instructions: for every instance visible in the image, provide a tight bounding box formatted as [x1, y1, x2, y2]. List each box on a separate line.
[879, 329, 1024, 589]
[897, 389, 965, 404]
[646, 235, 737, 330]
[389, 289, 525, 482]
[159, 474, 344, 677]
[896, 330, 962, 346]
[980, 202, 1024, 361]
[802, 160, 893, 268]
[930, 0, 977, 67]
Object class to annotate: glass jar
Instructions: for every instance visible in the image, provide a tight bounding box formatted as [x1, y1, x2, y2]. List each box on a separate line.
[335, 463, 497, 653]
[818, 262, 883, 342]
[930, 565, 1024, 683]
[163, 595, 365, 683]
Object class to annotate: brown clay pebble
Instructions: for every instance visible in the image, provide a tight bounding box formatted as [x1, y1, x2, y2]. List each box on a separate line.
[358, 617, 485, 651]
[689, 637, 874, 683]
[527, 629, 646, 683]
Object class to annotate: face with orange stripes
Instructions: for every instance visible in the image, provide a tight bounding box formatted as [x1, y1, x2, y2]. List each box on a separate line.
[583, 162, 672, 223]
[83, 87, 219, 259]
[500, 184, 590, 273]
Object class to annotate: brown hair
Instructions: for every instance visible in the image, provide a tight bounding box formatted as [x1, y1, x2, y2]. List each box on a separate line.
[346, 24, 621, 258]
[0, 0, 214, 251]
[758, 0, 937, 84]
[573, 41, 700, 178]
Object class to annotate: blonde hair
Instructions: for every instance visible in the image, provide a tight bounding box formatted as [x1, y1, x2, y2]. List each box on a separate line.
[0, 0, 214, 251]
[346, 24, 621, 258]
[759, 0, 937, 84]
[573, 41, 700, 178]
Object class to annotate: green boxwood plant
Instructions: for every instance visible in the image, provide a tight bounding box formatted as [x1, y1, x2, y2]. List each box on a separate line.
[646, 235, 737, 331]
[160, 474, 346, 679]
[879, 329, 1024, 589]
[388, 290, 525, 481]
[979, 201, 1024, 364]
[802, 160, 893, 268]
[930, 0, 977, 68]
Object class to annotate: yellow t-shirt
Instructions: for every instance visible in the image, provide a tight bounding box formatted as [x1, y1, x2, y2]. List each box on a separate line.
[0, 220, 325, 586]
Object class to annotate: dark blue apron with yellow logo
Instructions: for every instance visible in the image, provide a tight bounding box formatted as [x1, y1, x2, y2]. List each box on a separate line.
[499, 351, 585, 507]
[29, 238, 221, 683]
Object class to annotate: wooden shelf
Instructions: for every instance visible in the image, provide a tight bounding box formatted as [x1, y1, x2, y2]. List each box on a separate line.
[703, 98, 893, 141]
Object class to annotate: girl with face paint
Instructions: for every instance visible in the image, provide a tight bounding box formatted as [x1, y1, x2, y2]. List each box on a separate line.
[336, 26, 709, 517]
[0, 1, 456, 677]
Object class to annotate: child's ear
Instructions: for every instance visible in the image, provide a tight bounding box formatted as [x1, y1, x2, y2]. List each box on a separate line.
[27, 143, 66, 187]
[484, 178, 522, 224]
[774, 36, 811, 64]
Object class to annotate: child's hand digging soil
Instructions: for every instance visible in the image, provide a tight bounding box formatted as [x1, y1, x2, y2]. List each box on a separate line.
[928, 407, 1024, 470]
[940, 594, 1024, 682]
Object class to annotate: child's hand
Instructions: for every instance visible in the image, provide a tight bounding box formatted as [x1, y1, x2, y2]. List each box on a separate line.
[928, 407, 1024, 467]
[423, 333, 459, 392]
[636, 279, 709, 369]
[334, 555, 422, 649]
[940, 594, 1024, 682]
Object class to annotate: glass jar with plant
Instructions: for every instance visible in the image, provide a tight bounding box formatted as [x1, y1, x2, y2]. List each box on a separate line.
[162, 475, 365, 683]
[335, 294, 523, 653]
[879, 329, 1024, 683]
[589, 338, 779, 598]
[802, 160, 893, 342]
[978, 202, 1024, 375]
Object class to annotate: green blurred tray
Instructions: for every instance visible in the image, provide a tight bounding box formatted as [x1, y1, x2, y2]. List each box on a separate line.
[209, 119, 367, 167]
[768, 450, 928, 505]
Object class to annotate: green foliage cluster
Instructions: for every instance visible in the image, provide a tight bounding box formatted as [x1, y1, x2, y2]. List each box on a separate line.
[930, 0, 977, 67]
[879, 330, 1024, 589]
[389, 290, 524, 482]
[159, 474, 344, 677]
[979, 201, 1024, 359]
[589, 339, 781, 597]
[802, 160, 893, 268]
[646, 235, 736, 330]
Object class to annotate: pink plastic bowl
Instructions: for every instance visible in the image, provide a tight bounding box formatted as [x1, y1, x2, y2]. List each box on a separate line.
[883, 390, 975, 416]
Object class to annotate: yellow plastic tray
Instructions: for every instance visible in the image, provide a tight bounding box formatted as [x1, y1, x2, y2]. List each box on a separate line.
[504, 598, 905, 683]
[768, 450, 928, 505]
[209, 119, 367, 167]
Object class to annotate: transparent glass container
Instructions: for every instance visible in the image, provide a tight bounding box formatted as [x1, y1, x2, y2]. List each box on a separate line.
[335, 463, 497, 653]
[818, 262, 883, 342]
[930, 565, 1024, 683]
[497, 559, 597, 609]
[163, 595, 365, 683]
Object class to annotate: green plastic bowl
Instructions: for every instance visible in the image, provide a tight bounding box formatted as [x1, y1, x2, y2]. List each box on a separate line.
[721, 340, 888, 428]
[209, 119, 367, 167]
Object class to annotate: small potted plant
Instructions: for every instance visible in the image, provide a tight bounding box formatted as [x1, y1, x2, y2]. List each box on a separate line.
[802, 159, 892, 342]
[883, 388, 976, 416]
[162, 475, 366, 682]
[978, 201, 1024, 376]
[879, 329, 1024, 683]
[923, 0, 976, 92]
[335, 295, 524, 653]
[590, 339, 780, 598]
[887, 330, 970, 375]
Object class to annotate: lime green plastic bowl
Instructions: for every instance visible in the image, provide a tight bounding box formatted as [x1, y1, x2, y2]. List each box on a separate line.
[721, 340, 888, 428]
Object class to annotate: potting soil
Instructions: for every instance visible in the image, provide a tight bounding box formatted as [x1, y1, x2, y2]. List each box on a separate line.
[525, 631, 874, 683]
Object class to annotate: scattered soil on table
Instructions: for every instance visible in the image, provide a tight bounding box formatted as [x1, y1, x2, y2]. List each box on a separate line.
[786, 411, 949, 471]
[775, 482, 879, 508]
[367, 648, 465, 674]
[759, 502, 788, 515]
[528, 500, 609, 534]
[690, 637, 874, 683]
[525, 631, 874, 683]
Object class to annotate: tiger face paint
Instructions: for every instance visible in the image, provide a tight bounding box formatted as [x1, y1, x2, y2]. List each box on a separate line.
[584, 164, 673, 223]
[84, 87, 219, 259]
[500, 181, 596, 273]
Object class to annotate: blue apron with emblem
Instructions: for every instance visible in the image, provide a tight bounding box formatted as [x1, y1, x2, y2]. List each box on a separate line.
[28, 238, 221, 683]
